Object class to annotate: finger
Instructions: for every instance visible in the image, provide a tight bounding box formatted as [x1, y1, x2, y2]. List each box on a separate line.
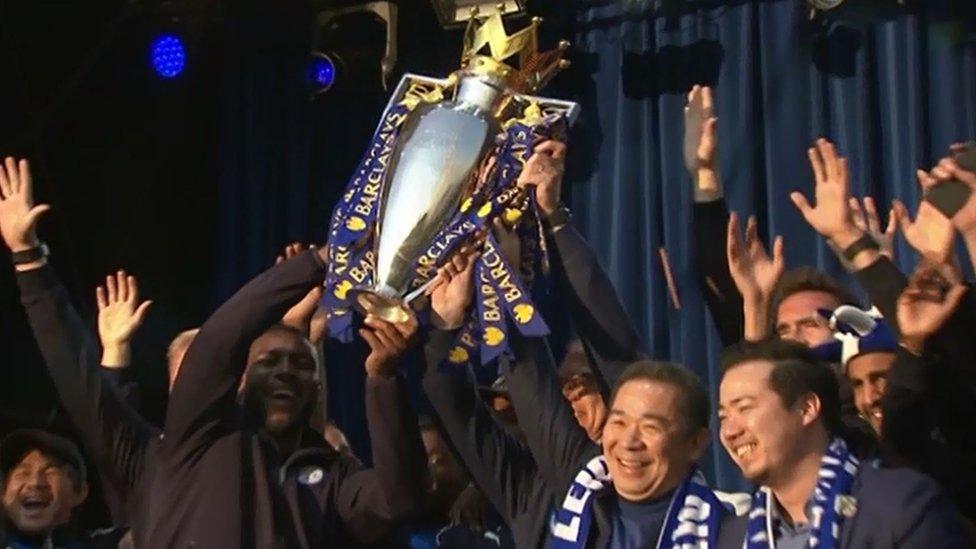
[744, 215, 758, 250]
[687, 84, 699, 106]
[127, 275, 139, 304]
[884, 206, 898, 236]
[849, 198, 866, 230]
[949, 143, 970, 155]
[116, 271, 129, 302]
[946, 161, 976, 188]
[462, 251, 481, 273]
[790, 191, 814, 219]
[930, 165, 952, 182]
[16, 159, 30, 196]
[4, 157, 19, 194]
[393, 311, 419, 339]
[817, 139, 837, 176]
[772, 235, 785, 268]
[892, 199, 915, 234]
[726, 211, 741, 261]
[96, 286, 108, 310]
[367, 317, 401, 349]
[0, 162, 11, 199]
[106, 274, 118, 303]
[424, 273, 448, 296]
[24, 204, 51, 228]
[275, 255, 285, 265]
[837, 157, 849, 192]
[863, 196, 881, 234]
[944, 284, 968, 312]
[701, 86, 713, 112]
[133, 300, 153, 324]
[534, 140, 566, 159]
[702, 117, 718, 140]
[807, 147, 826, 185]
[359, 328, 382, 351]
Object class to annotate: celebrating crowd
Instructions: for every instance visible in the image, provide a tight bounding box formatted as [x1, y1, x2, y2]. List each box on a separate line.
[0, 84, 974, 548]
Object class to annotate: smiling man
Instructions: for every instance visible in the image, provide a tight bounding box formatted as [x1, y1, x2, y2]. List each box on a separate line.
[0, 430, 124, 548]
[519, 357, 739, 548]
[717, 339, 971, 547]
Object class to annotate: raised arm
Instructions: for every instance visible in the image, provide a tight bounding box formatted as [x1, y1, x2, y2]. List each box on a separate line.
[334, 313, 427, 543]
[515, 147, 645, 392]
[421, 248, 546, 525]
[685, 85, 747, 346]
[163, 247, 328, 459]
[1, 157, 155, 507]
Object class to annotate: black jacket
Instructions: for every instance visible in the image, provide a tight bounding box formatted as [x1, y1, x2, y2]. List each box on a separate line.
[419, 220, 646, 548]
[719, 464, 972, 547]
[17, 265, 160, 542]
[149, 250, 427, 548]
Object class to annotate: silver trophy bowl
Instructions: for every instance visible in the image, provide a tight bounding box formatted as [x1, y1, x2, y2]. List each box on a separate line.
[348, 73, 506, 323]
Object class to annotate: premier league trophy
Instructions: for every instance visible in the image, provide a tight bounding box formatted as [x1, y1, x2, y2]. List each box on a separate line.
[324, 11, 578, 368]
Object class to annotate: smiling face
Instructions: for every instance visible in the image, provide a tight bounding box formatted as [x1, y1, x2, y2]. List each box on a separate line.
[243, 328, 318, 433]
[846, 352, 894, 435]
[775, 291, 841, 347]
[601, 379, 706, 502]
[718, 360, 814, 485]
[2, 450, 86, 535]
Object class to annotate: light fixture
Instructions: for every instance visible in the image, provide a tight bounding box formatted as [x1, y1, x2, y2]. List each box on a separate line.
[150, 33, 186, 79]
[429, 0, 526, 29]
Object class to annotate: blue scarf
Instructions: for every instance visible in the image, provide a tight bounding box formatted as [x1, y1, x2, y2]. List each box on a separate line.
[745, 438, 859, 548]
[549, 456, 727, 548]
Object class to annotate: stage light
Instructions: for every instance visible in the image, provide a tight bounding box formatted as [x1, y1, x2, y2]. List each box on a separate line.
[309, 53, 338, 93]
[150, 34, 186, 78]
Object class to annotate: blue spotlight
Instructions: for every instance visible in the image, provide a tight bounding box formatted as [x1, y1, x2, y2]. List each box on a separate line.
[308, 53, 337, 93]
[150, 34, 186, 78]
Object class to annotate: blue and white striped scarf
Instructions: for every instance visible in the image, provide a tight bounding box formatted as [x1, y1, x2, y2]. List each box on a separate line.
[549, 455, 727, 548]
[745, 438, 859, 549]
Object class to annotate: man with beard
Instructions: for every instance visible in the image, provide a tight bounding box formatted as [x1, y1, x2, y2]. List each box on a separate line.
[147, 240, 427, 547]
[0, 430, 124, 548]
[717, 339, 971, 546]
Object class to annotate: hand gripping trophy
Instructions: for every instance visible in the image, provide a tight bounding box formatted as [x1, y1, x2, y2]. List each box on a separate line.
[323, 9, 579, 368]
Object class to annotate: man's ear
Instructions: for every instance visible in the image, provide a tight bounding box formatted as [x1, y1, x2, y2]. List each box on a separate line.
[71, 481, 89, 508]
[689, 427, 712, 461]
[797, 391, 822, 428]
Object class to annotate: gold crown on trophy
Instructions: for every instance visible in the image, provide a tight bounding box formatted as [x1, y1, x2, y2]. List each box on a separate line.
[460, 8, 570, 94]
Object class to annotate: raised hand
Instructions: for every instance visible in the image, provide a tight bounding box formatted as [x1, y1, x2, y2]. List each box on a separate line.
[515, 140, 566, 215]
[0, 157, 51, 257]
[97, 270, 153, 367]
[894, 168, 955, 264]
[727, 212, 785, 341]
[790, 139, 863, 249]
[727, 213, 785, 302]
[849, 196, 896, 260]
[429, 245, 481, 330]
[897, 261, 968, 355]
[931, 155, 976, 234]
[683, 85, 721, 201]
[360, 313, 419, 377]
[277, 242, 328, 341]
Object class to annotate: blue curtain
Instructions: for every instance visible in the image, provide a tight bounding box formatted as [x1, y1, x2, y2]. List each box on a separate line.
[560, 0, 976, 488]
[215, 0, 976, 486]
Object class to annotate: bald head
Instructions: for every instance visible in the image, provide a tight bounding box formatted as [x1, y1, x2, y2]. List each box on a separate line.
[167, 328, 199, 391]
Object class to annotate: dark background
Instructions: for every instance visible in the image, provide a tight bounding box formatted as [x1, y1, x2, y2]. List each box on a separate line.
[1, 0, 975, 523]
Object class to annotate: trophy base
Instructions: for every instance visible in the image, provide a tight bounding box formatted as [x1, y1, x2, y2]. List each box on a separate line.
[349, 289, 411, 324]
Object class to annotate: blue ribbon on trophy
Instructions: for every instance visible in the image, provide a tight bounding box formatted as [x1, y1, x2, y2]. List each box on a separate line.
[320, 12, 579, 360]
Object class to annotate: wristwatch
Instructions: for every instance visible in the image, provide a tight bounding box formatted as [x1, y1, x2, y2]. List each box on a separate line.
[841, 234, 879, 262]
[11, 242, 49, 265]
[545, 205, 572, 230]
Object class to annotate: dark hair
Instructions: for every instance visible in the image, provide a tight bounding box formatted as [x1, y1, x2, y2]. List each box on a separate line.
[721, 339, 842, 435]
[610, 360, 710, 433]
[772, 267, 858, 314]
